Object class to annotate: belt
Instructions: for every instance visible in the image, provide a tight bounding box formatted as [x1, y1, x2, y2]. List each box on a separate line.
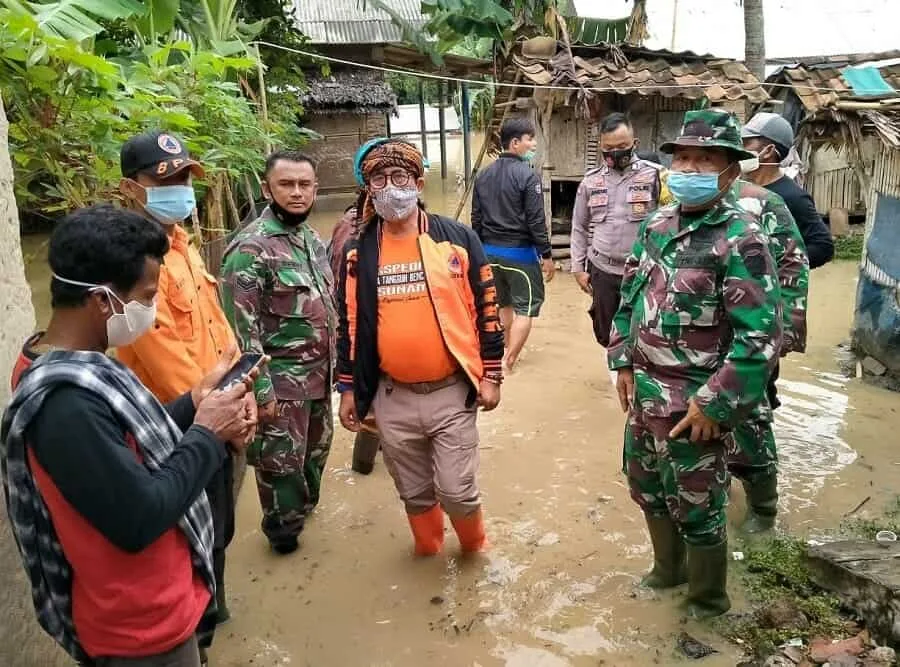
[590, 249, 626, 266]
[382, 372, 464, 395]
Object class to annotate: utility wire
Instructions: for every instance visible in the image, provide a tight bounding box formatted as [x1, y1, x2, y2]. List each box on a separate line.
[253, 41, 864, 96]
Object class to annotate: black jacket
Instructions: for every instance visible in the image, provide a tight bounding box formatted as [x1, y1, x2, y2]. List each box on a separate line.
[472, 154, 552, 258]
[767, 176, 834, 269]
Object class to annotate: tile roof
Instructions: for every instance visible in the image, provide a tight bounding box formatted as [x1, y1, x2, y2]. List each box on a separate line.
[513, 46, 768, 103]
[771, 61, 900, 112]
[290, 0, 426, 44]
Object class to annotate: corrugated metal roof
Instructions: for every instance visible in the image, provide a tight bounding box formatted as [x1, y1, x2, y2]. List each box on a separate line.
[291, 0, 427, 44]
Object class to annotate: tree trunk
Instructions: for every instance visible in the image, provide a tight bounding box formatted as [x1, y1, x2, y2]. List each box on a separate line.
[743, 0, 766, 82]
[0, 96, 68, 664]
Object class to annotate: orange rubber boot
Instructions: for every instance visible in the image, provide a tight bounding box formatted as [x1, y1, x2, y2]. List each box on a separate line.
[450, 507, 489, 553]
[407, 505, 445, 556]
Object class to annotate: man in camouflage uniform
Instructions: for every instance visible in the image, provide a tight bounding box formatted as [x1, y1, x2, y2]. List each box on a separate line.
[728, 178, 809, 532]
[608, 109, 782, 618]
[221, 151, 336, 554]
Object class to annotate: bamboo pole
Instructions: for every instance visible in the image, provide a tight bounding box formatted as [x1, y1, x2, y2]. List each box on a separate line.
[257, 58, 271, 154]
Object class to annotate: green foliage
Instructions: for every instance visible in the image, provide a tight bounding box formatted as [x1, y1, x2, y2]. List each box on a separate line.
[361, 0, 559, 61]
[1, 0, 145, 41]
[1, 10, 297, 214]
[237, 0, 312, 132]
[843, 495, 900, 539]
[387, 74, 442, 105]
[833, 233, 864, 261]
[716, 537, 849, 657]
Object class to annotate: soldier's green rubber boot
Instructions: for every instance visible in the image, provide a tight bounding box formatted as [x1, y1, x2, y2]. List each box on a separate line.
[641, 513, 687, 588]
[685, 541, 731, 619]
[740, 473, 778, 534]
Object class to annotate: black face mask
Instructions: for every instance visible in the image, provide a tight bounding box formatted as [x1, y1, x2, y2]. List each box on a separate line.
[269, 199, 313, 227]
[603, 146, 635, 171]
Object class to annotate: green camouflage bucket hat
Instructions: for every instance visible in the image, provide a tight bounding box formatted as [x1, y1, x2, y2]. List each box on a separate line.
[659, 109, 756, 160]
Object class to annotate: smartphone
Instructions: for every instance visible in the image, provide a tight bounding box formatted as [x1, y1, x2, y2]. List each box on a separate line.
[217, 353, 265, 391]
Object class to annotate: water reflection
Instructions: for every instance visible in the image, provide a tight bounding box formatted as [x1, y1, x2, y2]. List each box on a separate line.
[774, 374, 857, 510]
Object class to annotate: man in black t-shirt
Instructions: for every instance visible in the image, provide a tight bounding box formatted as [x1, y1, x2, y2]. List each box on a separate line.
[742, 113, 834, 268]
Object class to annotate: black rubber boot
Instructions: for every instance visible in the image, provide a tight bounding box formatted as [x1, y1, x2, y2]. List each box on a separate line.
[740, 472, 778, 534]
[685, 541, 731, 619]
[351, 430, 380, 475]
[641, 513, 687, 588]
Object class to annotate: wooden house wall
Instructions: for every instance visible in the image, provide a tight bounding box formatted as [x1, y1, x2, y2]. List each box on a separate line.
[303, 113, 387, 194]
[806, 137, 879, 216]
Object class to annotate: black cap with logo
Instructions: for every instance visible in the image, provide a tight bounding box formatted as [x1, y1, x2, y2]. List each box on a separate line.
[120, 130, 205, 180]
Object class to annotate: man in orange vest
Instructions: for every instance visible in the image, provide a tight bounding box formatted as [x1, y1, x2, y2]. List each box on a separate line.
[116, 130, 242, 643]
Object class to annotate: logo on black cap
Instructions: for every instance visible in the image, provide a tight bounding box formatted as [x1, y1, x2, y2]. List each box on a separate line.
[157, 134, 182, 155]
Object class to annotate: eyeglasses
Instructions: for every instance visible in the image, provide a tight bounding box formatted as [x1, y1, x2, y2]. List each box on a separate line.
[368, 171, 414, 190]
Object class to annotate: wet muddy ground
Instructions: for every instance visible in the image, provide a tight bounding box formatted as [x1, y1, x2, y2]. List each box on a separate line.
[18, 146, 899, 666]
[207, 260, 895, 667]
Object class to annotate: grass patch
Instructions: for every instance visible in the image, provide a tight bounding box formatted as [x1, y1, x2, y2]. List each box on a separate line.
[715, 537, 849, 658]
[842, 495, 900, 539]
[833, 234, 864, 261]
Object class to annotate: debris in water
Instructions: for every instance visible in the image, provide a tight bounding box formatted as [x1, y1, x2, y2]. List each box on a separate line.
[843, 495, 871, 517]
[430, 595, 444, 605]
[676, 632, 718, 659]
[597, 494, 614, 503]
[536, 532, 560, 547]
[732, 551, 745, 561]
[862, 356, 887, 376]
[375, 619, 391, 625]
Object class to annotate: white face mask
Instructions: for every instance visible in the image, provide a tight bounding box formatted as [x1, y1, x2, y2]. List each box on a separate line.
[52, 274, 157, 347]
[372, 185, 420, 222]
[739, 155, 760, 174]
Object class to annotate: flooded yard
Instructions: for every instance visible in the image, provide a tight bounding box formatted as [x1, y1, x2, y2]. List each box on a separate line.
[17, 160, 898, 666]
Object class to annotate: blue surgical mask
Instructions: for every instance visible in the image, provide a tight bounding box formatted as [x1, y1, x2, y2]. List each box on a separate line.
[143, 185, 196, 224]
[667, 168, 730, 206]
[523, 149, 536, 163]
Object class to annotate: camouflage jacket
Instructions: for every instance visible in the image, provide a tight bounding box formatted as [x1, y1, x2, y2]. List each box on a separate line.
[607, 195, 782, 426]
[220, 207, 337, 403]
[733, 179, 809, 355]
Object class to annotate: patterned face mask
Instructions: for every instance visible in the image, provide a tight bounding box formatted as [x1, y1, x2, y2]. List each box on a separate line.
[372, 185, 419, 221]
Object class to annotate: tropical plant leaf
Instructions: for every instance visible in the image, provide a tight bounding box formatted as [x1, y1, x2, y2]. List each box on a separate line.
[132, 0, 180, 41]
[3, 0, 147, 41]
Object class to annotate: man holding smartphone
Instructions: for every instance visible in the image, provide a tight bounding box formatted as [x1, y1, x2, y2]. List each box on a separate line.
[221, 151, 337, 555]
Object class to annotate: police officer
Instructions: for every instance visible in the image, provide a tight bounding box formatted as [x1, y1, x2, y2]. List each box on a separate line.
[570, 112, 662, 347]
[608, 109, 782, 618]
[220, 151, 337, 555]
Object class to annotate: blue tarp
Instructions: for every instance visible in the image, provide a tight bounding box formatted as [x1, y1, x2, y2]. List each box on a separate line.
[842, 67, 896, 98]
[867, 193, 900, 280]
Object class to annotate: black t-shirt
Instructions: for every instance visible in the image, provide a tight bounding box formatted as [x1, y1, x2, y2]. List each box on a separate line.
[766, 176, 834, 269]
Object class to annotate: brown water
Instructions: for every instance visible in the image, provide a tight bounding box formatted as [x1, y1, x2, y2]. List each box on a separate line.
[18, 142, 900, 666]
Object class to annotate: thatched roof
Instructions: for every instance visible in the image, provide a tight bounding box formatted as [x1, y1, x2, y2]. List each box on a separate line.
[299, 71, 397, 115]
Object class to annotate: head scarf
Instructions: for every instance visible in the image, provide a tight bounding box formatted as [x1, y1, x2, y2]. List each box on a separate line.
[359, 140, 425, 226]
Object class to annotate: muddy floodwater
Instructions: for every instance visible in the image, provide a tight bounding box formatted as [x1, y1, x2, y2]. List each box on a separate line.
[19, 144, 900, 666]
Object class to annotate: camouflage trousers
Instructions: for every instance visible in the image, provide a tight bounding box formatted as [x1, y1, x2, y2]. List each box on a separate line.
[726, 418, 777, 481]
[624, 409, 728, 546]
[248, 398, 333, 542]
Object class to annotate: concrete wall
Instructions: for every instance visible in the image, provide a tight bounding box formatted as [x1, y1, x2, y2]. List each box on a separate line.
[0, 97, 69, 665]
